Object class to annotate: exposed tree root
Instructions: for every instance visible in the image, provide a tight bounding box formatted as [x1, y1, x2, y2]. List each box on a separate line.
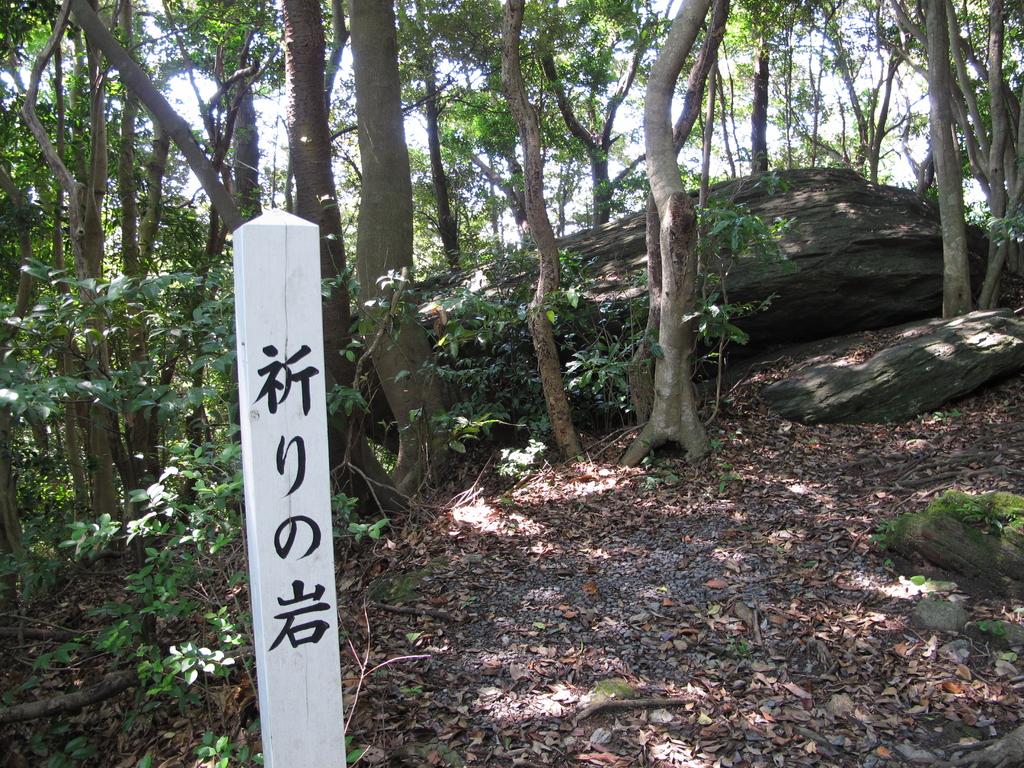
[367, 601, 457, 623]
[0, 669, 136, 724]
[0, 626, 78, 641]
[945, 725, 1024, 768]
[574, 696, 688, 722]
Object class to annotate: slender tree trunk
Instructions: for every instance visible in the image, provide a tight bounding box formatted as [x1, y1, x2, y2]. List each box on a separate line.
[629, 0, 728, 423]
[628, 194, 661, 422]
[0, 170, 38, 607]
[0, 411, 22, 606]
[868, 58, 899, 184]
[351, 0, 449, 491]
[117, 0, 161, 508]
[751, 46, 769, 173]
[717, 67, 736, 177]
[700, 64, 717, 207]
[233, 83, 262, 221]
[80, 11, 119, 519]
[783, 28, 793, 169]
[139, 126, 169, 262]
[423, 64, 459, 268]
[50, 51, 88, 510]
[501, 0, 581, 459]
[591, 154, 612, 227]
[282, 0, 351, 393]
[979, 0, 1008, 308]
[917, 150, 935, 194]
[622, 0, 711, 467]
[926, 0, 972, 316]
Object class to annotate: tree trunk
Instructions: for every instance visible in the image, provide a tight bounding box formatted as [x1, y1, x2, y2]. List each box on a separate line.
[78, 10, 119, 520]
[622, 0, 711, 467]
[978, 0, 1007, 309]
[0, 167, 35, 606]
[501, 0, 581, 459]
[281, 0, 403, 509]
[627, 194, 661, 423]
[591, 154, 612, 227]
[868, 58, 899, 184]
[751, 46, 769, 174]
[50, 55, 88, 511]
[628, 0, 727, 427]
[925, 0, 972, 316]
[233, 83, 262, 221]
[424, 63, 459, 268]
[351, 0, 449, 492]
[283, 0, 350, 378]
[0, 411, 23, 606]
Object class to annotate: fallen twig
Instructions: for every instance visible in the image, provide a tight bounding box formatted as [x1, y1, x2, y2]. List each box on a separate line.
[367, 601, 457, 623]
[0, 626, 78, 641]
[0, 669, 136, 724]
[575, 696, 689, 721]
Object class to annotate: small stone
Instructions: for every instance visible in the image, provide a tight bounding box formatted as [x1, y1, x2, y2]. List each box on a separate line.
[965, 620, 1024, 649]
[939, 638, 972, 663]
[589, 727, 612, 745]
[826, 693, 855, 718]
[895, 742, 937, 764]
[911, 599, 969, 633]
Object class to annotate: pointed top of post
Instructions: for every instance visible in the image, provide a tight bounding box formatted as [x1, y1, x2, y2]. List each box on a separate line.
[234, 208, 317, 233]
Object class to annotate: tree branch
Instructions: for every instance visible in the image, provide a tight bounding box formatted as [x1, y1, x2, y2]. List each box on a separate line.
[541, 54, 599, 150]
[68, 0, 243, 231]
[0, 670, 136, 725]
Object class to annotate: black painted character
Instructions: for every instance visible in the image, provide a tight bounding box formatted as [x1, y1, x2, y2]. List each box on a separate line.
[256, 344, 318, 415]
[269, 580, 331, 650]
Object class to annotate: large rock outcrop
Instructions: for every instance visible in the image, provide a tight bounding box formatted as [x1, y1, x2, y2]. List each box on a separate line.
[558, 168, 986, 346]
[760, 310, 1024, 423]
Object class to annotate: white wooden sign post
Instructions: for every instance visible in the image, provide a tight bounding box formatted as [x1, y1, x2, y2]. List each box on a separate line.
[234, 210, 345, 767]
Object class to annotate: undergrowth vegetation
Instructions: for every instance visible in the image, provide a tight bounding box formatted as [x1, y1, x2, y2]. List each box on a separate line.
[0, 195, 782, 765]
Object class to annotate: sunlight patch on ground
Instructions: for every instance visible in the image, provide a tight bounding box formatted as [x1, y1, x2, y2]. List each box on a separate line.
[648, 736, 716, 767]
[512, 463, 624, 503]
[709, 548, 749, 566]
[846, 568, 960, 600]
[473, 677, 581, 722]
[523, 586, 565, 604]
[450, 502, 545, 536]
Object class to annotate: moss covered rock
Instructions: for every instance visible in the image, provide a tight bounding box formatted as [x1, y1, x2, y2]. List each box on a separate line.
[591, 678, 637, 700]
[883, 491, 1024, 595]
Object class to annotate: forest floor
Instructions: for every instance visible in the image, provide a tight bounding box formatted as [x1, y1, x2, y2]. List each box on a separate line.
[3, 342, 1024, 767]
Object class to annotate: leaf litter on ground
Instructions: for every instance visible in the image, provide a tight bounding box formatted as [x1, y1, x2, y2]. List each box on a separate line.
[2, 372, 1023, 767]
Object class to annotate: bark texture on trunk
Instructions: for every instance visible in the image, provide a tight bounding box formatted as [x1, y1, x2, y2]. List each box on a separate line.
[978, 0, 1007, 308]
[0, 411, 23, 606]
[751, 47, 769, 173]
[283, 0, 350, 384]
[352, 0, 448, 492]
[233, 83, 262, 221]
[501, 0, 581, 459]
[424, 66, 460, 268]
[622, 0, 711, 467]
[627, 194, 661, 422]
[925, 0, 972, 316]
[283, 0, 403, 510]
